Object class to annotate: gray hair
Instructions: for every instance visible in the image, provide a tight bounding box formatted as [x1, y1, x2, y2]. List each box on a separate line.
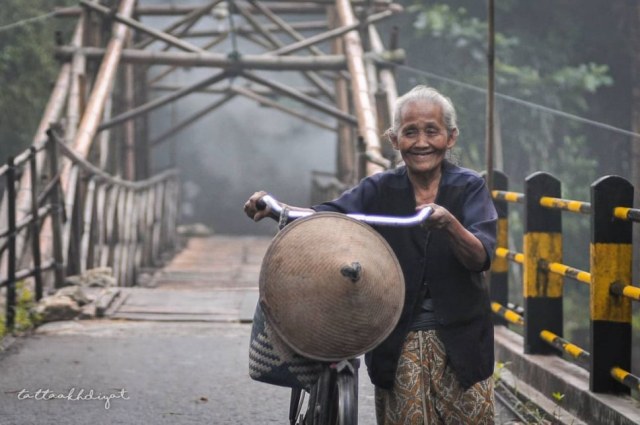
[388, 85, 458, 137]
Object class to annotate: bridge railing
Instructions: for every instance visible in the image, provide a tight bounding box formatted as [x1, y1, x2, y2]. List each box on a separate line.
[0, 128, 179, 332]
[489, 170, 638, 395]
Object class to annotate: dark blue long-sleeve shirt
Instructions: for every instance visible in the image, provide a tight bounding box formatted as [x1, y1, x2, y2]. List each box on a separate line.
[313, 161, 497, 389]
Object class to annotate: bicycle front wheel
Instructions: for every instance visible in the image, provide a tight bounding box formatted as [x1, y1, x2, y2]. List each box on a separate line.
[336, 371, 358, 425]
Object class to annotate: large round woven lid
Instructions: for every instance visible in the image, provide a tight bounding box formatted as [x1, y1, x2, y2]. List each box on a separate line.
[259, 212, 405, 361]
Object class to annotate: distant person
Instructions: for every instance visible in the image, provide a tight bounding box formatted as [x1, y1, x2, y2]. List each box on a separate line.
[244, 85, 497, 424]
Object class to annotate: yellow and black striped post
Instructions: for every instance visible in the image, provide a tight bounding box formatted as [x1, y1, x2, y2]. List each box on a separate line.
[590, 175, 633, 393]
[524, 172, 563, 354]
[490, 170, 509, 326]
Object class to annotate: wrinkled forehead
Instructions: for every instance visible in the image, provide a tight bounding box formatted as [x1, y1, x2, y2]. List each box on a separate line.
[398, 99, 445, 125]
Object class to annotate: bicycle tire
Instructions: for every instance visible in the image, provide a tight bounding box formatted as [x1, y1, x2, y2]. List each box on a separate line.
[336, 371, 358, 425]
[306, 366, 333, 425]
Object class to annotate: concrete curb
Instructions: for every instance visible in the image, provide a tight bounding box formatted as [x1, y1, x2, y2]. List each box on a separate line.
[494, 326, 640, 425]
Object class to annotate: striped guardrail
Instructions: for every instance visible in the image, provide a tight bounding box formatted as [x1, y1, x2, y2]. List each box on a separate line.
[489, 172, 637, 394]
[495, 247, 524, 264]
[539, 196, 591, 214]
[491, 302, 524, 326]
[538, 260, 591, 285]
[492, 190, 524, 204]
[540, 330, 590, 366]
[609, 281, 640, 302]
[611, 367, 640, 393]
[613, 207, 640, 223]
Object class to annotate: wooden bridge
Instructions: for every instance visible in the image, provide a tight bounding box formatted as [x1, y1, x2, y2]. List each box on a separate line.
[1, 1, 640, 423]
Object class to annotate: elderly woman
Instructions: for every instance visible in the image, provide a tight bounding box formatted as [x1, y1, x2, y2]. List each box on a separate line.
[244, 85, 497, 424]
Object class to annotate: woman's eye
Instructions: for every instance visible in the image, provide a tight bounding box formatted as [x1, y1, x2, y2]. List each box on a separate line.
[404, 129, 417, 137]
[427, 129, 439, 136]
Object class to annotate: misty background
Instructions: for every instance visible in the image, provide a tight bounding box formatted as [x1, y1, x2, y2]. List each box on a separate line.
[2, 0, 640, 370]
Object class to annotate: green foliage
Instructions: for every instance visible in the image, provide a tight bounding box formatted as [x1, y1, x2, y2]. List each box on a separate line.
[0, 0, 75, 163]
[0, 281, 40, 339]
[404, 1, 620, 351]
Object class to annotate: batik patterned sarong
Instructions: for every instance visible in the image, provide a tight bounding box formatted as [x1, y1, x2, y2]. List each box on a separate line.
[375, 330, 494, 425]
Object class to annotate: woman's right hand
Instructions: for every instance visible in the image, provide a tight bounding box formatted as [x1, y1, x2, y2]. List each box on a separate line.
[243, 190, 270, 222]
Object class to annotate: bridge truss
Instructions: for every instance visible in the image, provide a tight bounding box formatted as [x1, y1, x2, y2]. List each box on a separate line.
[0, 0, 405, 300]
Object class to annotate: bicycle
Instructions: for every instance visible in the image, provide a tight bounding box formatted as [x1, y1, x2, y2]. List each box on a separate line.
[255, 194, 434, 425]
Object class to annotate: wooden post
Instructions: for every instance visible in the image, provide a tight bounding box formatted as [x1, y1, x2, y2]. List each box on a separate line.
[28, 147, 44, 301]
[79, 178, 96, 274]
[490, 170, 509, 326]
[94, 184, 107, 267]
[357, 136, 367, 181]
[335, 0, 384, 176]
[123, 62, 136, 180]
[590, 176, 633, 393]
[485, 0, 495, 192]
[5, 157, 17, 330]
[523, 172, 563, 354]
[46, 131, 66, 289]
[329, 6, 355, 185]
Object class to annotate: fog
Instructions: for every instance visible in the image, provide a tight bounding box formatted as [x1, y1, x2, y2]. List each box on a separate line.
[142, 2, 338, 235]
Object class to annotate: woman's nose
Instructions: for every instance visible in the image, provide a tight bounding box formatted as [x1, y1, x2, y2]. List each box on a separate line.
[416, 130, 430, 145]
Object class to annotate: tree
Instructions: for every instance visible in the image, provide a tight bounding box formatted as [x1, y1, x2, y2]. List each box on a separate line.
[398, 0, 637, 350]
[0, 0, 75, 162]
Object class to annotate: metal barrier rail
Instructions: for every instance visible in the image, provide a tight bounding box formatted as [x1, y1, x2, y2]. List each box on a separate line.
[490, 171, 636, 395]
[613, 207, 640, 223]
[609, 281, 640, 302]
[495, 247, 524, 264]
[492, 190, 524, 204]
[539, 196, 591, 214]
[538, 259, 591, 285]
[491, 302, 524, 326]
[540, 330, 590, 366]
[611, 367, 640, 393]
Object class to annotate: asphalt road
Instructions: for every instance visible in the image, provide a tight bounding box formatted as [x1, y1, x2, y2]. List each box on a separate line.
[0, 320, 377, 425]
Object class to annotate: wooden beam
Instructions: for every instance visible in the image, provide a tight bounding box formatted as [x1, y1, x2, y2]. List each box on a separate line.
[146, 33, 228, 85]
[336, 0, 385, 175]
[248, 0, 350, 82]
[328, 6, 355, 185]
[241, 70, 357, 125]
[149, 84, 324, 97]
[98, 71, 231, 131]
[269, 9, 397, 56]
[71, 0, 135, 159]
[56, 4, 333, 17]
[80, 0, 208, 54]
[182, 21, 328, 38]
[55, 46, 404, 71]
[231, 86, 336, 132]
[233, 3, 333, 99]
[134, 0, 224, 49]
[149, 93, 236, 147]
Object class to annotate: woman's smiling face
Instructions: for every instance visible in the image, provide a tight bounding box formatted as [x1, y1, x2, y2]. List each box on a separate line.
[391, 99, 457, 178]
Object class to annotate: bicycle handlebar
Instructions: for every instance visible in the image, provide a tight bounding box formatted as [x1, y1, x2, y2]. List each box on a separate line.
[257, 194, 434, 227]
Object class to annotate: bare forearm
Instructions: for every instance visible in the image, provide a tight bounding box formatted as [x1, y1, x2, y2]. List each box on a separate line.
[445, 218, 488, 271]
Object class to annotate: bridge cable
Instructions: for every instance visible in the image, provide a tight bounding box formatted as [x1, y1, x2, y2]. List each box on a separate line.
[384, 61, 640, 140]
[0, 10, 57, 34]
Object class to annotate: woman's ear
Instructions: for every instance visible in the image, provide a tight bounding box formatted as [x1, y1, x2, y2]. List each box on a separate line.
[387, 130, 399, 150]
[447, 128, 458, 149]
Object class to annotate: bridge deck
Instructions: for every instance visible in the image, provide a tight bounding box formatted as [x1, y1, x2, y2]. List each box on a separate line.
[108, 236, 268, 322]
